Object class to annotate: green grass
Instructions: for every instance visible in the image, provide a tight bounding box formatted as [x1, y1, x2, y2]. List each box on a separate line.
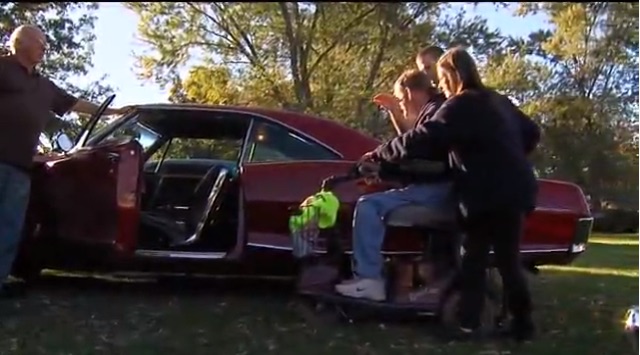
[0, 233, 637, 355]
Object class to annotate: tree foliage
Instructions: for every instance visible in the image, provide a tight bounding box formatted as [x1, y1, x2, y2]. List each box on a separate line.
[497, 2, 639, 208]
[1, 3, 97, 87]
[127, 2, 502, 136]
[485, 2, 639, 209]
[129, 2, 638, 208]
[1, 3, 115, 144]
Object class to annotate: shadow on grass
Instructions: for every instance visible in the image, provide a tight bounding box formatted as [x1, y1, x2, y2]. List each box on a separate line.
[529, 269, 636, 355]
[30, 273, 446, 327]
[9, 266, 633, 355]
[0, 234, 635, 355]
[543, 240, 639, 277]
[590, 238, 638, 246]
[26, 273, 299, 314]
[531, 236, 637, 354]
[5, 275, 468, 355]
[24, 233, 637, 304]
[590, 233, 638, 245]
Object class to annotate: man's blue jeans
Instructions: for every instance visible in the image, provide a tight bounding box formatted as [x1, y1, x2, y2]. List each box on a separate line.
[0, 163, 31, 282]
[352, 183, 453, 280]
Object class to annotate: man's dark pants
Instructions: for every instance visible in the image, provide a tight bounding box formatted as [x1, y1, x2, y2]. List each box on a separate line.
[0, 162, 31, 283]
[457, 209, 533, 329]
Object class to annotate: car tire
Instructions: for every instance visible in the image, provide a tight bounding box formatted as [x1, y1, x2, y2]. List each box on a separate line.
[11, 262, 43, 284]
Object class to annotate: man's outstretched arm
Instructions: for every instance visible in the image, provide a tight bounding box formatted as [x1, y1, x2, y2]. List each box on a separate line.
[71, 99, 125, 116]
[48, 79, 130, 118]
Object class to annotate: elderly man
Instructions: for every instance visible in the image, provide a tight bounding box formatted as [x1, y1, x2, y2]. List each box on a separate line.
[335, 69, 451, 301]
[373, 45, 445, 134]
[0, 25, 129, 297]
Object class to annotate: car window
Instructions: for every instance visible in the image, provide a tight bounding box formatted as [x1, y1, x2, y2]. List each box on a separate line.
[245, 121, 339, 163]
[151, 137, 243, 162]
[99, 118, 161, 152]
[85, 114, 129, 145]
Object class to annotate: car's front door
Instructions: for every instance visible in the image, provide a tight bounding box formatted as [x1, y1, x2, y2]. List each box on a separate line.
[41, 94, 143, 256]
[43, 139, 143, 255]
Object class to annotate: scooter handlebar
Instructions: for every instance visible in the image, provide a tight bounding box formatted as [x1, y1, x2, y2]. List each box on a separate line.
[320, 163, 364, 191]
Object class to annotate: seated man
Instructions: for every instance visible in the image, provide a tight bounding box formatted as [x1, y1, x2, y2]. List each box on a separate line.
[335, 69, 452, 301]
[373, 45, 444, 135]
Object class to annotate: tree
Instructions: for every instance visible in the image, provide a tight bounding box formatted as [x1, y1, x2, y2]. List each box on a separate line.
[128, 2, 505, 140]
[1, 3, 98, 87]
[1, 3, 116, 144]
[55, 78, 115, 141]
[486, 2, 639, 209]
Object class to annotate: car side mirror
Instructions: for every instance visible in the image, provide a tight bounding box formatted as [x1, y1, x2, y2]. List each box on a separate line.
[54, 133, 74, 152]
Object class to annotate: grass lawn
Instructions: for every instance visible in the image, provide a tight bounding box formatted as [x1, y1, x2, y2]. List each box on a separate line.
[0, 233, 637, 355]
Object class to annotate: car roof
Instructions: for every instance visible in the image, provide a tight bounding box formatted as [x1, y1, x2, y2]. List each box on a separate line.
[136, 103, 380, 161]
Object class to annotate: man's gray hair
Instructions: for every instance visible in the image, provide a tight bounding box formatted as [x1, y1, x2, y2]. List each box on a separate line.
[7, 24, 43, 53]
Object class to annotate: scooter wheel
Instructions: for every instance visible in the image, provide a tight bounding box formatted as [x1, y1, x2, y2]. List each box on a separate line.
[332, 304, 356, 324]
[292, 300, 342, 325]
[439, 290, 499, 335]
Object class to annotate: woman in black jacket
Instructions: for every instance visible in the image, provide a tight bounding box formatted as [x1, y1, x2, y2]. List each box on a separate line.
[369, 47, 540, 341]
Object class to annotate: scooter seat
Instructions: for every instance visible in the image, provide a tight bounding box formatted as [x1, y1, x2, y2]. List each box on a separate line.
[385, 205, 457, 229]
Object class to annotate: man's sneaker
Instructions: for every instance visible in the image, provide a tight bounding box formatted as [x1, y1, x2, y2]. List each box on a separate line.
[335, 278, 386, 301]
[335, 277, 360, 286]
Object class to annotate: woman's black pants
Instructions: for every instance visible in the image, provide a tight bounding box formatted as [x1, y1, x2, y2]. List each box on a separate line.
[457, 209, 533, 329]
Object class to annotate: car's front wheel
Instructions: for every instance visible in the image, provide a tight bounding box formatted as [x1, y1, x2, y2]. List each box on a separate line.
[11, 261, 43, 284]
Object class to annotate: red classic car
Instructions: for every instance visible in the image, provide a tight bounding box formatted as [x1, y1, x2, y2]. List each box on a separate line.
[15, 95, 593, 280]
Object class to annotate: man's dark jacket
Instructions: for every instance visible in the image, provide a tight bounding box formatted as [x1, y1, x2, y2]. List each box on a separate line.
[372, 89, 541, 217]
[377, 93, 450, 183]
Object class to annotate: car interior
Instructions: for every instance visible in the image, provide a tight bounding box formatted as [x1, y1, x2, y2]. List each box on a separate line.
[88, 108, 339, 253]
[88, 109, 251, 252]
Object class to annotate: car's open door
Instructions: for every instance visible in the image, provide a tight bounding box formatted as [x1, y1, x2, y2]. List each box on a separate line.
[71, 94, 116, 150]
[41, 95, 143, 256]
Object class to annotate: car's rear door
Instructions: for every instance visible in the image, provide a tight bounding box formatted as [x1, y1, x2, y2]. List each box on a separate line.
[238, 118, 363, 252]
[241, 161, 361, 251]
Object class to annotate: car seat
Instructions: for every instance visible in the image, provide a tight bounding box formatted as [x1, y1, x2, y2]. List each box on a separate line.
[139, 165, 233, 247]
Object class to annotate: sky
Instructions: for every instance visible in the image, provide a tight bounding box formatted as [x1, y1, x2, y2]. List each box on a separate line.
[69, 3, 550, 108]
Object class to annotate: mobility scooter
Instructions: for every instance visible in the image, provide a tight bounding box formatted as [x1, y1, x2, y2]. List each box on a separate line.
[290, 160, 505, 333]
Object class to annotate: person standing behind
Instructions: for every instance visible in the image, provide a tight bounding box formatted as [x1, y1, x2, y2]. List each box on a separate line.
[415, 45, 445, 87]
[373, 45, 445, 135]
[0, 25, 130, 297]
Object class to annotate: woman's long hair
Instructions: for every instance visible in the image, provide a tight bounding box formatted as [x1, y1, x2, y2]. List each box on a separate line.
[436, 47, 485, 96]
